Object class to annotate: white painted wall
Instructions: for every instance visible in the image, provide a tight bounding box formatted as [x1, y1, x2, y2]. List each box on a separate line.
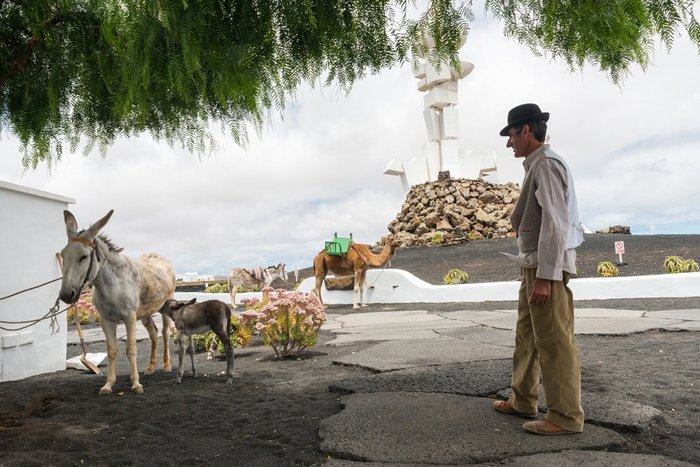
[175, 269, 700, 306]
[0, 181, 75, 382]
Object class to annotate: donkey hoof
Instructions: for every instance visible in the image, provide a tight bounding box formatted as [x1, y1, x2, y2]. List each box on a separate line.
[143, 367, 156, 375]
[131, 385, 144, 394]
[225, 377, 233, 384]
[98, 387, 112, 396]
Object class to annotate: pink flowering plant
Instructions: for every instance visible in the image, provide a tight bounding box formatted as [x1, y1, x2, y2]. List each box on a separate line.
[239, 288, 326, 358]
[66, 289, 100, 325]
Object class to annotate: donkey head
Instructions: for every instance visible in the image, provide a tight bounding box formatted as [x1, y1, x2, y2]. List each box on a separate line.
[276, 263, 288, 282]
[157, 298, 196, 320]
[58, 209, 114, 304]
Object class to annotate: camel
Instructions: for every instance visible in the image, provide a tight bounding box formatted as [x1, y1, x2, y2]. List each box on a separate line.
[59, 210, 176, 395]
[313, 235, 397, 308]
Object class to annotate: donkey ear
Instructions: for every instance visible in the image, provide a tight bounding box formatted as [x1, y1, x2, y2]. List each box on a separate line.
[187, 298, 197, 305]
[84, 210, 114, 240]
[64, 210, 79, 238]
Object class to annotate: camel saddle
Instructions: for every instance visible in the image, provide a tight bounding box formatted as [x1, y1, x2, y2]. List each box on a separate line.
[325, 233, 353, 256]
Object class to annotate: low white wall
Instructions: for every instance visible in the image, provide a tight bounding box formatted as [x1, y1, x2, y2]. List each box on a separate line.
[175, 269, 700, 306]
[0, 181, 75, 382]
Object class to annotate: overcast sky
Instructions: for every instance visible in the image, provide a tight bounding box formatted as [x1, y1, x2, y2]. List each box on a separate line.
[2, 9, 700, 277]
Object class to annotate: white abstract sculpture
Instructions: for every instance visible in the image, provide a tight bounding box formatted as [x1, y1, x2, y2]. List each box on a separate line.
[385, 34, 523, 192]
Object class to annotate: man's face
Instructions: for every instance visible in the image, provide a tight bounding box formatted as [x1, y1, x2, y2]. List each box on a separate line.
[506, 126, 528, 158]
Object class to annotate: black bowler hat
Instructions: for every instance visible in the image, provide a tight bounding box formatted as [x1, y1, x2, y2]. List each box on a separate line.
[499, 103, 550, 136]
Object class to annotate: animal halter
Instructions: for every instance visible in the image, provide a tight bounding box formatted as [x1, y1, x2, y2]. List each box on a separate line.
[68, 237, 101, 299]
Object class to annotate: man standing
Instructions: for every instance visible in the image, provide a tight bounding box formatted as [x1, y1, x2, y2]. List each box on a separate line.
[493, 103, 585, 435]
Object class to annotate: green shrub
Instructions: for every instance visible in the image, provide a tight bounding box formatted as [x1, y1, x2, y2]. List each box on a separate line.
[443, 269, 469, 285]
[204, 283, 229, 293]
[684, 259, 700, 272]
[431, 233, 444, 245]
[665, 256, 700, 273]
[597, 261, 619, 277]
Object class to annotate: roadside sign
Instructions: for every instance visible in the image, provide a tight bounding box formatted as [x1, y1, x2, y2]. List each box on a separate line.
[614, 241, 626, 266]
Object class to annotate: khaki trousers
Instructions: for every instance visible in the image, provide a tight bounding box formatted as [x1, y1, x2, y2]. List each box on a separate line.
[509, 268, 584, 432]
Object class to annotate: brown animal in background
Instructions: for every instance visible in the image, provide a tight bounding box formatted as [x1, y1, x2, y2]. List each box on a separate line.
[312, 236, 397, 308]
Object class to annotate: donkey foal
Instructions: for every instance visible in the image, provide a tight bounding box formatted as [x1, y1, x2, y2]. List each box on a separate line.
[158, 299, 234, 384]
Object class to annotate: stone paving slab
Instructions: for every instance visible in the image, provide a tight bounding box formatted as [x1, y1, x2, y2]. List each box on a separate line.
[333, 354, 666, 434]
[575, 308, 645, 318]
[435, 324, 515, 348]
[475, 450, 696, 466]
[332, 337, 512, 372]
[664, 321, 700, 331]
[644, 309, 700, 320]
[326, 451, 695, 467]
[327, 319, 475, 345]
[334, 310, 438, 327]
[495, 388, 666, 433]
[574, 317, 683, 335]
[581, 396, 665, 432]
[319, 393, 626, 465]
[330, 359, 511, 396]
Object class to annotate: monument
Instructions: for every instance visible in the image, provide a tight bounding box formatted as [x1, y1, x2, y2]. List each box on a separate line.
[384, 35, 523, 192]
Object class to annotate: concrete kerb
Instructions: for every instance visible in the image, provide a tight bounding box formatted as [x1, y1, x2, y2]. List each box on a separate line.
[177, 269, 700, 305]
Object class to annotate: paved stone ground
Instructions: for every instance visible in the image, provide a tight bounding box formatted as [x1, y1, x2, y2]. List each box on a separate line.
[65, 298, 700, 466]
[315, 302, 699, 466]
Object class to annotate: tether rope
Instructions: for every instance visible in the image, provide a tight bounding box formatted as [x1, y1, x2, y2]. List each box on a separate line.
[0, 276, 69, 334]
[0, 277, 62, 301]
[366, 261, 391, 289]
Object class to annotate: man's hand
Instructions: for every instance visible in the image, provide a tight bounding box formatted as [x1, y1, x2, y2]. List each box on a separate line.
[528, 278, 552, 304]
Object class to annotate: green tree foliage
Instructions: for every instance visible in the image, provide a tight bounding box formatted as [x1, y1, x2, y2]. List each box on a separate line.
[0, 0, 470, 168]
[1, 1, 698, 168]
[485, 0, 700, 83]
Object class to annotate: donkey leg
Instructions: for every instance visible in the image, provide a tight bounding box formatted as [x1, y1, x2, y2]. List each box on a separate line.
[124, 313, 144, 394]
[140, 316, 158, 375]
[214, 329, 234, 384]
[176, 335, 185, 383]
[230, 285, 238, 309]
[207, 336, 217, 360]
[187, 337, 197, 378]
[160, 313, 173, 372]
[99, 320, 119, 395]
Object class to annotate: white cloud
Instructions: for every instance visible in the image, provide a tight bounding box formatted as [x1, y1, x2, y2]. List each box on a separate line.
[2, 11, 699, 275]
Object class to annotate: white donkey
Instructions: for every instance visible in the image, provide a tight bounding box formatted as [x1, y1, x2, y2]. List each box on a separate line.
[59, 210, 176, 395]
[227, 264, 287, 308]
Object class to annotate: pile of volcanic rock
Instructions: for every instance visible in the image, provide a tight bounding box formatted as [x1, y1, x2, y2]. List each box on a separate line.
[596, 225, 631, 234]
[386, 178, 521, 248]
